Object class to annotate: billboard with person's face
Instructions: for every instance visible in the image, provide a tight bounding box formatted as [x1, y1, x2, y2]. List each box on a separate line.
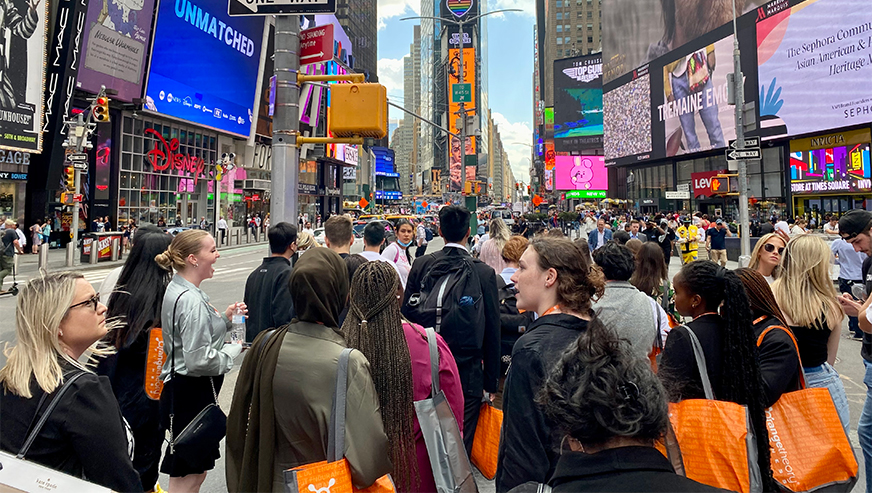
[756, 0, 872, 140]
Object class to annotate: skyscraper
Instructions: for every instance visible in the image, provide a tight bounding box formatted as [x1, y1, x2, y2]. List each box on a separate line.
[335, 0, 378, 80]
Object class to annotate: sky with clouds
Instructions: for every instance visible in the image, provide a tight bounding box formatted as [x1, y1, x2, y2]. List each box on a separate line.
[376, 0, 534, 182]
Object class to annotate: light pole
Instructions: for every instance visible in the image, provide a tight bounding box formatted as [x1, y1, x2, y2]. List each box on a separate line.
[401, 9, 521, 196]
[731, 0, 751, 264]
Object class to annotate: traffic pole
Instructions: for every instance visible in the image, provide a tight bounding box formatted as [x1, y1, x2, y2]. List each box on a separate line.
[458, 19, 466, 197]
[270, 15, 301, 225]
[732, 0, 750, 265]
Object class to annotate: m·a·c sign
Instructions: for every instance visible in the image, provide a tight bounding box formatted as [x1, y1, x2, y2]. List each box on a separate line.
[228, 0, 336, 16]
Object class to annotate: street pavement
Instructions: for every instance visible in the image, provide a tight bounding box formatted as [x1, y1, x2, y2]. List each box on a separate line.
[0, 235, 866, 492]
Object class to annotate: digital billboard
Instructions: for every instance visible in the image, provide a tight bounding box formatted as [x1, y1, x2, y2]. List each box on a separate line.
[554, 155, 608, 191]
[756, 0, 872, 139]
[448, 47, 476, 192]
[0, 0, 48, 152]
[789, 128, 872, 194]
[659, 35, 736, 157]
[144, 0, 264, 137]
[602, 0, 766, 84]
[553, 55, 603, 151]
[604, 71, 652, 161]
[78, 0, 156, 102]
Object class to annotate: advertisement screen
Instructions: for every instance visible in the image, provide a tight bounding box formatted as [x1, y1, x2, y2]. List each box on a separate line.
[144, 0, 264, 137]
[604, 71, 652, 161]
[659, 35, 736, 157]
[0, 0, 48, 152]
[448, 47, 476, 192]
[554, 55, 603, 151]
[790, 144, 872, 194]
[78, 0, 156, 102]
[756, 0, 872, 139]
[602, 0, 765, 84]
[554, 155, 608, 191]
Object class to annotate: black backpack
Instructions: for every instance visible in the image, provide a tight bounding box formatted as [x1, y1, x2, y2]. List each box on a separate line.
[425, 226, 434, 242]
[406, 254, 485, 352]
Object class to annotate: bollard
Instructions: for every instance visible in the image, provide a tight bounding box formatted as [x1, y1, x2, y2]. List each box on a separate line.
[110, 238, 120, 261]
[38, 243, 48, 270]
[66, 241, 75, 267]
[89, 239, 99, 265]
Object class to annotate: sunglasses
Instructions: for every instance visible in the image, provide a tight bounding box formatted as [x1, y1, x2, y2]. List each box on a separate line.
[763, 243, 785, 255]
[69, 293, 100, 312]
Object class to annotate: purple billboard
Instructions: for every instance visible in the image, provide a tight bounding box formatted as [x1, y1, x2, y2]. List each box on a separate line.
[76, 0, 156, 102]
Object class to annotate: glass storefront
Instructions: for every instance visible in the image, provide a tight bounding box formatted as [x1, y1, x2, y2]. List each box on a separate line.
[118, 115, 217, 226]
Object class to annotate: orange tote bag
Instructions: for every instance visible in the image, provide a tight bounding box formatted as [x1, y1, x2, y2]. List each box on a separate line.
[284, 349, 396, 493]
[470, 401, 503, 480]
[756, 326, 858, 492]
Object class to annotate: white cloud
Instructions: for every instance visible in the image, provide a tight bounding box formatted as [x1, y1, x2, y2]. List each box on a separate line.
[377, 0, 420, 30]
[492, 112, 533, 182]
[487, 0, 536, 19]
[378, 57, 406, 98]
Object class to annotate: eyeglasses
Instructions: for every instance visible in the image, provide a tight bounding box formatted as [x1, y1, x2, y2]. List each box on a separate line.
[763, 243, 785, 255]
[69, 294, 100, 312]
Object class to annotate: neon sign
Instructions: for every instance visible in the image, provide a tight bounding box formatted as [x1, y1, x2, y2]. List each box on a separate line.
[144, 128, 207, 184]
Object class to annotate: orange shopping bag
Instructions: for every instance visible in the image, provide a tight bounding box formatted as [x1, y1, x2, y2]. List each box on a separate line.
[666, 327, 762, 493]
[284, 349, 396, 493]
[470, 401, 503, 480]
[756, 326, 858, 492]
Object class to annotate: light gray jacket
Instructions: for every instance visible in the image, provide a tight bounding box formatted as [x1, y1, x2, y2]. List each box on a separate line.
[592, 281, 658, 360]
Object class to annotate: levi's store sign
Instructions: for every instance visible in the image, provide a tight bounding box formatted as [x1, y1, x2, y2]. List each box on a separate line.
[692, 169, 729, 198]
[144, 128, 208, 184]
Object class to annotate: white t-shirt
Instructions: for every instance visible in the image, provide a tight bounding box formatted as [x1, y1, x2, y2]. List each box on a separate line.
[381, 243, 411, 287]
[824, 222, 839, 234]
[359, 250, 406, 288]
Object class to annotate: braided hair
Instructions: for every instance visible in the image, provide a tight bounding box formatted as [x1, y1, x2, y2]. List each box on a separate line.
[672, 261, 775, 491]
[341, 262, 418, 491]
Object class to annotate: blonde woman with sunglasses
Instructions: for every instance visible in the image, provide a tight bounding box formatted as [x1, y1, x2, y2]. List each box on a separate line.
[749, 232, 787, 284]
[0, 272, 143, 491]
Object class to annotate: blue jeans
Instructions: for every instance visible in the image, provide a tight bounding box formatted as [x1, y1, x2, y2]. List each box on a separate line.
[859, 360, 872, 492]
[670, 73, 725, 151]
[805, 363, 851, 438]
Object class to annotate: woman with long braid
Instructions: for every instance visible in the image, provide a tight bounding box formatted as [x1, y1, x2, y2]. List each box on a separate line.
[342, 262, 464, 493]
[659, 260, 776, 491]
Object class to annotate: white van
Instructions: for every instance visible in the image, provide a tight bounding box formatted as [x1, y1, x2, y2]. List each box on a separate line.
[490, 208, 514, 226]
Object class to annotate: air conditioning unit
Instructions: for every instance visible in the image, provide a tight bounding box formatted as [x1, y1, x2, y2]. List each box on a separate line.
[242, 179, 271, 190]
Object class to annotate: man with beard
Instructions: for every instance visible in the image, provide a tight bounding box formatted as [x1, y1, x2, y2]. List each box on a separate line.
[643, 217, 676, 263]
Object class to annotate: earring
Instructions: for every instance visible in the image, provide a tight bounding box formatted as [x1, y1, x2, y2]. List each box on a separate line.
[58, 330, 63, 337]
[194, 262, 199, 267]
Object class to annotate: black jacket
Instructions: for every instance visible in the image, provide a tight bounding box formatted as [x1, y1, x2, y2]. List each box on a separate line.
[496, 313, 589, 492]
[244, 256, 295, 342]
[496, 277, 536, 372]
[402, 246, 501, 393]
[547, 447, 728, 492]
[753, 316, 802, 408]
[658, 315, 726, 402]
[0, 369, 143, 492]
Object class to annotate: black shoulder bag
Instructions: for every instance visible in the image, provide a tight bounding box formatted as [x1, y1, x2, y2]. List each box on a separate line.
[168, 289, 227, 456]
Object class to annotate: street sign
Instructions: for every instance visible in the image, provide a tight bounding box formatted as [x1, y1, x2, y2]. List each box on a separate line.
[452, 83, 472, 103]
[676, 183, 691, 192]
[73, 194, 83, 202]
[68, 153, 88, 162]
[729, 137, 760, 149]
[228, 0, 335, 16]
[532, 195, 543, 207]
[300, 25, 333, 65]
[665, 191, 690, 200]
[72, 161, 88, 171]
[726, 148, 761, 160]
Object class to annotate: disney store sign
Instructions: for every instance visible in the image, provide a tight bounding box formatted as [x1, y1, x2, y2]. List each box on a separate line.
[144, 128, 208, 184]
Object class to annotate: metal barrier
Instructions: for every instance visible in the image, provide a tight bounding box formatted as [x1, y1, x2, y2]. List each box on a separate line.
[110, 238, 121, 261]
[38, 243, 48, 270]
[89, 241, 99, 264]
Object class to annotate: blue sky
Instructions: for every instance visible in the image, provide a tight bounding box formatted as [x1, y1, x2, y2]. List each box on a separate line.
[376, 0, 534, 181]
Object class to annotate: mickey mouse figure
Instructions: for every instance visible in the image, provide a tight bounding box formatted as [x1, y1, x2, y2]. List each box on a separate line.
[570, 157, 594, 189]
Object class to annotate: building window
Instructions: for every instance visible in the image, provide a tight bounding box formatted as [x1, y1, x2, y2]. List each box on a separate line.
[565, 37, 571, 44]
[577, 24, 583, 31]
[556, 25, 562, 32]
[577, 11, 583, 18]
[587, 11, 593, 18]
[556, 12, 562, 19]
[556, 38, 563, 45]
[587, 36, 593, 43]
[556, 0, 562, 6]
[556, 49, 562, 57]
[587, 23, 593, 31]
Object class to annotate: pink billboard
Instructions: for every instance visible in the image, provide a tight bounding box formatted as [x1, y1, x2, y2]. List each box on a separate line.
[554, 155, 608, 191]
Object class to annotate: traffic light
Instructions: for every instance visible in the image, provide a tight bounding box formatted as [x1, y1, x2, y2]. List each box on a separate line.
[329, 84, 388, 138]
[93, 96, 110, 122]
[65, 166, 76, 191]
[527, 185, 531, 195]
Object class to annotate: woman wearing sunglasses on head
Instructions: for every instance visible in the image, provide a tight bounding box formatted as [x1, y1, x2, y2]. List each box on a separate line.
[0, 272, 143, 491]
[749, 233, 787, 284]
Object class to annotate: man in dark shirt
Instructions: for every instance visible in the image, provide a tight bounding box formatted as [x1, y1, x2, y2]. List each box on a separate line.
[0, 219, 22, 293]
[705, 219, 731, 267]
[243, 222, 297, 342]
[759, 219, 775, 235]
[643, 218, 676, 263]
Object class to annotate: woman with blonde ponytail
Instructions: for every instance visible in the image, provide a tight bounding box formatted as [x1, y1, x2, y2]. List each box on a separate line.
[156, 229, 247, 492]
[0, 272, 143, 491]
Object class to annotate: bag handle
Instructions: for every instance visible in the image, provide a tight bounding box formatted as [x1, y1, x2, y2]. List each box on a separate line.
[682, 325, 715, 400]
[327, 348, 353, 463]
[425, 327, 440, 398]
[755, 323, 807, 389]
[17, 371, 86, 458]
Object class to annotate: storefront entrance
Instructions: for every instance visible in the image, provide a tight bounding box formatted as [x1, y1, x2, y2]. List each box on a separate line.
[794, 195, 872, 226]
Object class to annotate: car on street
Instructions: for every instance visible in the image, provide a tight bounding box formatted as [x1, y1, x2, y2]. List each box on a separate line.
[313, 227, 326, 245]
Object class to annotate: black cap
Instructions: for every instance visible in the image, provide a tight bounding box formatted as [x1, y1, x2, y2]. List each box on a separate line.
[838, 210, 872, 240]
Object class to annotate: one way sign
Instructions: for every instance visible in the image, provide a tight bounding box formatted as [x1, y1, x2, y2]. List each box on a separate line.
[228, 0, 336, 16]
[728, 137, 760, 149]
[726, 148, 761, 160]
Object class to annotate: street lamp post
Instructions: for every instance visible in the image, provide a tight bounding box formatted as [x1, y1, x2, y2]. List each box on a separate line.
[401, 9, 521, 196]
[732, 0, 751, 265]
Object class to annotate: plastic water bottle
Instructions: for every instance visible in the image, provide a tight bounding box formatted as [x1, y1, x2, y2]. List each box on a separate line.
[231, 307, 246, 344]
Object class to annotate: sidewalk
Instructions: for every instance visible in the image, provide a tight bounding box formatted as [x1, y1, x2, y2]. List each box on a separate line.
[15, 233, 268, 276]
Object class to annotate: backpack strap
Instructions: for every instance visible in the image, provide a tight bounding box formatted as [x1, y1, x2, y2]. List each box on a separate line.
[328, 348, 353, 462]
[425, 328, 440, 398]
[755, 321, 807, 389]
[682, 325, 715, 400]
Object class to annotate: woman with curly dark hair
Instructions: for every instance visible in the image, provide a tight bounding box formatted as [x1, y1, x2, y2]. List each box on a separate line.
[659, 260, 776, 491]
[535, 316, 723, 492]
[495, 237, 605, 492]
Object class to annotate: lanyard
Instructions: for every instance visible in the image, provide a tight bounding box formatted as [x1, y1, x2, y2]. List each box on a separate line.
[542, 305, 561, 316]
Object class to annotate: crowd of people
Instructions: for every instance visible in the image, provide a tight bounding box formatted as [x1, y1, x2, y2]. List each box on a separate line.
[0, 204, 868, 493]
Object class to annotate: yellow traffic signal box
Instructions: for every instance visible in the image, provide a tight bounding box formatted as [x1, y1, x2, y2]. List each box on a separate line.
[329, 83, 387, 138]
